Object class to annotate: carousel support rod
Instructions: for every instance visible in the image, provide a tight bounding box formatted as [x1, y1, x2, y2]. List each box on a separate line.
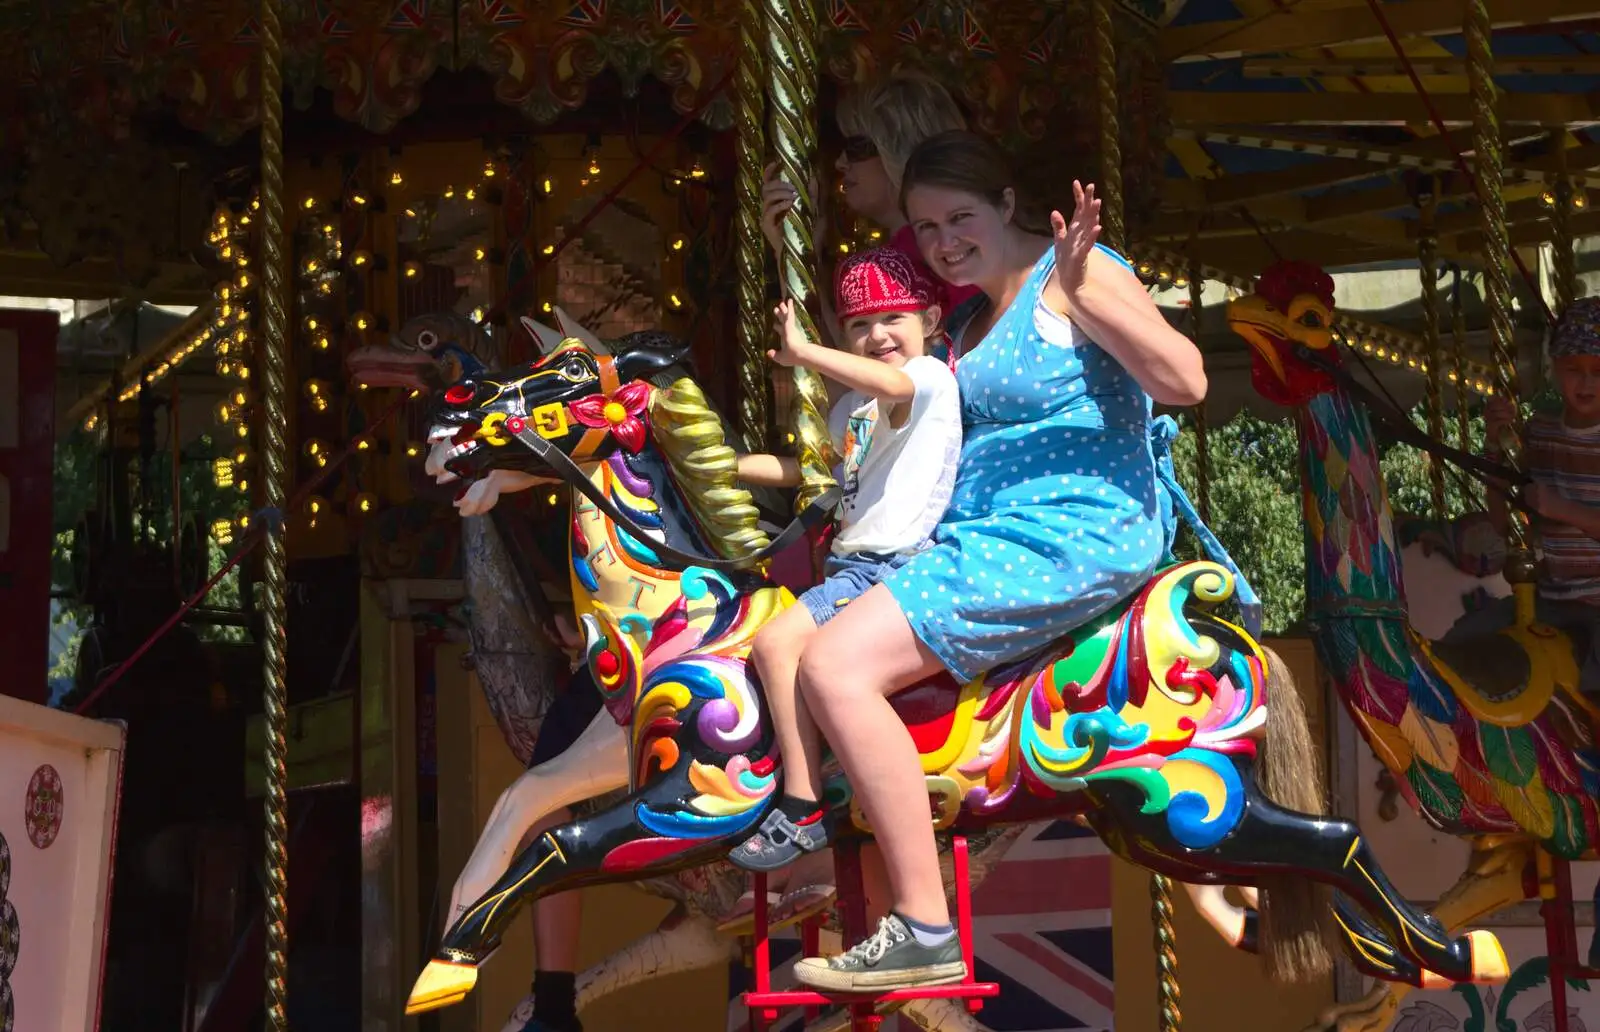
[1152, 871, 1182, 1032]
[1098, 0, 1176, 1018]
[1551, 133, 1578, 318]
[1418, 187, 1447, 520]
[734, 0, 770, 452]
[257, 0, 292, 1026]
[1093, 0, 1124, 253]
[1466, 0, 1535, 615]
[1451, 265, 1476, 506]
[1188, 270, 1211, 525]
[762, 0, 837, 513]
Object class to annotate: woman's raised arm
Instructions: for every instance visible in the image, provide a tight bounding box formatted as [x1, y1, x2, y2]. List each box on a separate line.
[1043, 182, 1207, 407]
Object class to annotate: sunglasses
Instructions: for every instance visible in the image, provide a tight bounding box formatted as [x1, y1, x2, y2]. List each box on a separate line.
[840, 135, 879, 163]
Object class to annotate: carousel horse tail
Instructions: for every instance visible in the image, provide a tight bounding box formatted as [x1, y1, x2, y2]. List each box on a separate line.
[1255, 643, 1337, 983]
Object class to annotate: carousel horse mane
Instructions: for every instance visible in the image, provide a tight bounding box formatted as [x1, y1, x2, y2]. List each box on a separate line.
[647, 376, 771, 560]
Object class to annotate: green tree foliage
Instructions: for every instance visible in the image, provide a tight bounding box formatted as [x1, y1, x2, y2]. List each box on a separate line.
[1170, 412, 1307, 635]
[49, 429, 250, 695]
[1168, 408, 1491, 637]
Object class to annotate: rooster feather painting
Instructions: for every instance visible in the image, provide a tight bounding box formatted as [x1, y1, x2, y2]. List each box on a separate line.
[1228, 261, 1600, 1032]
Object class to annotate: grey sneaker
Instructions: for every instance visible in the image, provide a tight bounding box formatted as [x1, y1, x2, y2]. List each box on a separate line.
[792, 915, 966, 992]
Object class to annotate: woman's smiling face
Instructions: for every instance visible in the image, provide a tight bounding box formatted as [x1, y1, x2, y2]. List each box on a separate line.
[904, 183, 1013, 287]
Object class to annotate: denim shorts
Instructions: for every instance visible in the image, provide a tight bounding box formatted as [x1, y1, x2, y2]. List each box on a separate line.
[796, 550, 913, 627]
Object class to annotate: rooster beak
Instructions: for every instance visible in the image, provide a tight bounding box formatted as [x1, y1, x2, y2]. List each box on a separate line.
[1226, 294, 1291, 384]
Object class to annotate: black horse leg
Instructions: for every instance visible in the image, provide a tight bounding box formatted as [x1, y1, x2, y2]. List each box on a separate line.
[1328, 891, 1423, 986]
[406, 762, 774, 1015]
[1086, 767, 1507, 988]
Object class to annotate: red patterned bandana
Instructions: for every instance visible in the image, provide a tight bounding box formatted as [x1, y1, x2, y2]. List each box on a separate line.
[835, 247, 937, 320]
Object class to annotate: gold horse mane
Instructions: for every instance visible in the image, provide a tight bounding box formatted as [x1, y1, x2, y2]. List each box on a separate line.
[647, 377, 771, 560]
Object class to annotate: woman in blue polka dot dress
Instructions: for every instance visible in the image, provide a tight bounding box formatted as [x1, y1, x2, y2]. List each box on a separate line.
[788, 130, 1210, 992]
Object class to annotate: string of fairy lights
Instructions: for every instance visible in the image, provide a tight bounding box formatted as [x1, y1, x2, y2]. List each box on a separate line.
[193, 136, 713, 542]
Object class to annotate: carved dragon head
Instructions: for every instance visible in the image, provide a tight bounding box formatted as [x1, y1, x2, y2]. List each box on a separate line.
[1226, 260, 1340, 408]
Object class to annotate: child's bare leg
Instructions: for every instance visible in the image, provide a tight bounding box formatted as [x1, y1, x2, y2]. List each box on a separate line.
[730, 604, 830, 872]
[860, 841, 892, 924]
[755, 603, 827, 800]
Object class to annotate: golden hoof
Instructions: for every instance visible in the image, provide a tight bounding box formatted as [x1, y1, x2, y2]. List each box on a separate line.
[405, 959, 478, 1015]
[1466, 929, 1510, 984]
[1416, 931, 1510, 991]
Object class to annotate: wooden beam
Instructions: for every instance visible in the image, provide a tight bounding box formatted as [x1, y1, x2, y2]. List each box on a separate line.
[60, 302, 218, 430]
[1200, 158, 1391, 204]
[1171, 128, 1600, 189]
[1242, 56, 1600, 79]
[0, 252, 213, 306]
[1169, 90, 1594, 127]
[1162, 0, 1600, 61]
[1452, 205, 1600, 250]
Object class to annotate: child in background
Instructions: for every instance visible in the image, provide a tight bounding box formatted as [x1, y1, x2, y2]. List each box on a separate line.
[1476, 296, 1600, 691]
[732, 247, 962, 870]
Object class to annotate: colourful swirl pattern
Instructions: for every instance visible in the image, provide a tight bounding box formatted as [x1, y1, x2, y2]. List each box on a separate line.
[560, 399, 1267, 854]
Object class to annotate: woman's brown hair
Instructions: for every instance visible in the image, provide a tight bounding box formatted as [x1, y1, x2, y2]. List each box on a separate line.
[898, 129, 1048, 233]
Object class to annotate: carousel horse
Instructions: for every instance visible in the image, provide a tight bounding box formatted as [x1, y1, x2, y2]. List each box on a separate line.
[1228, 261, 1599, 1032]
[403, 329, 1510, 1016]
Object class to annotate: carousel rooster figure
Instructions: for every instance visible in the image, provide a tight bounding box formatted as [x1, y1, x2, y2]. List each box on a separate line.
[1228, 261, 1600, 1032]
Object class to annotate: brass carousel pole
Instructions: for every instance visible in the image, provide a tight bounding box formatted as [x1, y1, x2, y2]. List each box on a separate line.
[1189, 270, 1211, 525]
[1452, 267, 1475, 470]
[735, 0, 770, 451]
[257, 0, 292, 1027]
[1551, 134, 1578, 318]
[762, 0, 837, 512]
[1094, 0, 1178, 1021]
[1466, 0, 1535, 617]
[1418, 186, 1447, 519]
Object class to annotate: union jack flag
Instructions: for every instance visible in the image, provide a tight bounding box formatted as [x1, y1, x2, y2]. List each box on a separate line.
[726, 821, 1115, 1031]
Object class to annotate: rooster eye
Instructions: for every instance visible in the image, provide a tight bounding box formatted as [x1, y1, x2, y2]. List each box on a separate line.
[418, 330, 439, 350]
[1298, 310, 1324, 328]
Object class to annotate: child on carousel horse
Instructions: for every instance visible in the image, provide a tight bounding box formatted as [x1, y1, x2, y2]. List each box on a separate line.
[1469, 296, 1600, 692]
[761, 130, 1238, 994]
[733, 246, 963, 872]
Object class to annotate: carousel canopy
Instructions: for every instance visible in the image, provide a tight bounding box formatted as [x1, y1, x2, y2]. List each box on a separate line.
[0, 0, 1595, 419]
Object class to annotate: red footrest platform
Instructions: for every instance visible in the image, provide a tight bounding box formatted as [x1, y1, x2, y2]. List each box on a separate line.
[741, 834, 1000, 1032]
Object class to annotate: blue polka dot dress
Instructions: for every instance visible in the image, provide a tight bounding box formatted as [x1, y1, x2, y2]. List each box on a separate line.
[883, 245, 1176, 682]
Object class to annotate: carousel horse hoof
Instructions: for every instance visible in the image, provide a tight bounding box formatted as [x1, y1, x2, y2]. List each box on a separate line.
[1415, 930, 1508, 990]
[715, 890, 780, 936]
[1465, 929, 1510, 984]
[773, 882, 836, 928]
[404, 959, 479, 1015]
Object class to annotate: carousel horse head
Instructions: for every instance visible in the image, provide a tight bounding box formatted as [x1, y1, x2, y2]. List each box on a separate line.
[425, 336, 690, 483]
[1226, 260, 1339, 409]
[425, 330, 771, 566]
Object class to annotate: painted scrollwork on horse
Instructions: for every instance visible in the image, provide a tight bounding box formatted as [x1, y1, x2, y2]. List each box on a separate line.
[402, 325, 1511, 1017]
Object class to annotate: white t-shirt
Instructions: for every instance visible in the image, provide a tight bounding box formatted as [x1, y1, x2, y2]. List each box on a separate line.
[827, 355, 962, 556]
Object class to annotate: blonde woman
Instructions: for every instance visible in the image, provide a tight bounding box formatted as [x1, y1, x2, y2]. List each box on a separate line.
[762, 69, 977, 350]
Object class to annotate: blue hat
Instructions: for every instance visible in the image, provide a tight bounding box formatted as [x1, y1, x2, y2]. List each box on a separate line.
[1550, 296, 1600, 359]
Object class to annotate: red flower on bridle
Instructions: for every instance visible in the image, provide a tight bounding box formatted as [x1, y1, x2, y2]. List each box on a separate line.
[569, 381, 652, 452]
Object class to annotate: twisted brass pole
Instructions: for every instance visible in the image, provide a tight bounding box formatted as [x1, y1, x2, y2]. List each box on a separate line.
[762, 0, 837, 513]
[257, 0, 291, 1028]
[1092, 0, 1124, 253]
[734, 0, 770, 452]
[1152, 871, 1182, 1032]
[1418, 198, 1447, 519]
[1452, 267, 1473, 458]
[1096, 0, 1176, 1021]
[1552, 135, 1577, 318]
[1188, 271, 1210, 525]
[1467, 0, 1533, 597]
